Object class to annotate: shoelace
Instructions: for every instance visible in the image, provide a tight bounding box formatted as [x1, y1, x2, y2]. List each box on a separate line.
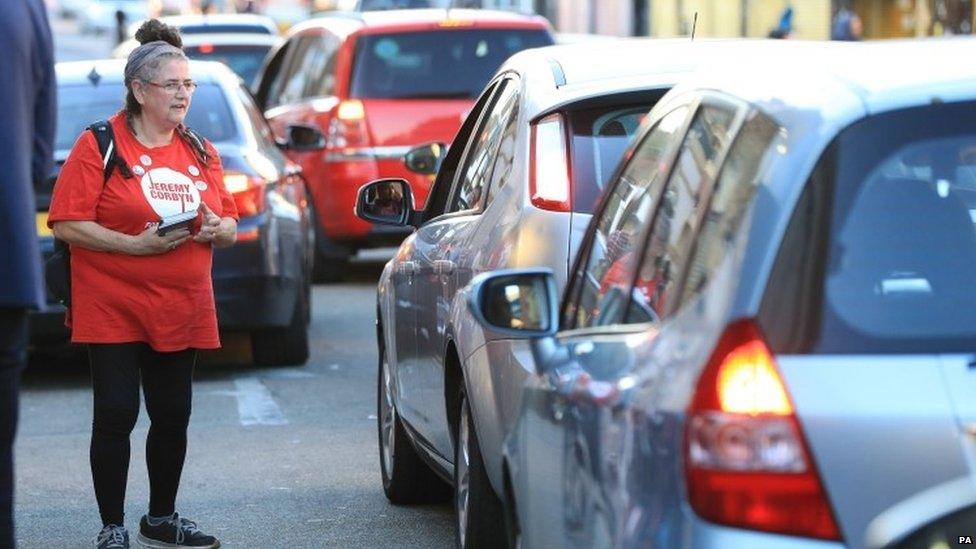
[96, 525, 126, 548]
[165, 514, 201, 544]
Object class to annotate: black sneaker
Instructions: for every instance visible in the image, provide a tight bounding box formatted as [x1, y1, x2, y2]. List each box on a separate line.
[94, 524, 129, 549]
[136, 513, 220, 548]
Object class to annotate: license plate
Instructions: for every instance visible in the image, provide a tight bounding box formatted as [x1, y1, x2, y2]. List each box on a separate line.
[36, 212, 52, 237]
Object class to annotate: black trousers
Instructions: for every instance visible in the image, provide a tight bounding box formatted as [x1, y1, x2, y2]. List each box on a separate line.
[0, 308, 27, 548]
[88, 343, 196, 527]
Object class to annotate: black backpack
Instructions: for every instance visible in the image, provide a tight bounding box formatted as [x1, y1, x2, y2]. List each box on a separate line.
[44, 120, 209, 308]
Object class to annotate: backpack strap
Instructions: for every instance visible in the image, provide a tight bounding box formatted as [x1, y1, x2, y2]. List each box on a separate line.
[87, 120, 133, 182]
[177, 124, 212, 165]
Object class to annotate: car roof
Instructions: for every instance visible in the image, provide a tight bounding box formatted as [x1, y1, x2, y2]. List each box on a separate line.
[128, 13, 279, 36]
[289, 8, 549, 38]
[55, 58, 235, 86]
[501, 38, 843, 120]
[670, 37, 976, 127]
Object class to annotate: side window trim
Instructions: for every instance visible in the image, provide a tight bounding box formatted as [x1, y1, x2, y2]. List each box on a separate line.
[624, 94, 745, 321]
[444, 75, 515, 215]
[560, 97, 699, 331]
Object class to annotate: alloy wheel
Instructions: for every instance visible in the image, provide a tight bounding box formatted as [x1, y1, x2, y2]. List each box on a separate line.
[380, 353, 396, 480]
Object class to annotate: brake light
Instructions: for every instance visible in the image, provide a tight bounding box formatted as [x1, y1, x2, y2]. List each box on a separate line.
[529, 114, 571, 212]
[685, 320, 841, 540]
[198, 43, 214, 54]
[223, 172, 266, 218]
[326, 100, 370, 150]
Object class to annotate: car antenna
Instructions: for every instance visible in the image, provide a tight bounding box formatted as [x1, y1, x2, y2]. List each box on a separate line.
[691, 11, 698, 41]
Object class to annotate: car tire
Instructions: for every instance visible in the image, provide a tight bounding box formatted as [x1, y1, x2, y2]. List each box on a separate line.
[454, 386, 506, 549]
[377, 339, 450, 503]
[309, 205, 350, 284]
[251, 274, 310, 367]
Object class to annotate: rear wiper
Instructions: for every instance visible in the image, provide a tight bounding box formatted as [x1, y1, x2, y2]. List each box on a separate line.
[389, 92, 472, 100]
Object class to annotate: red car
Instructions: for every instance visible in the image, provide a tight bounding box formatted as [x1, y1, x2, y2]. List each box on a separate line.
[253, 9, 553, 280]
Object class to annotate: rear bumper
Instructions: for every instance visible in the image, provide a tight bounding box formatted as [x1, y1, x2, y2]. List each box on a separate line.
[308, 156, 431, 248]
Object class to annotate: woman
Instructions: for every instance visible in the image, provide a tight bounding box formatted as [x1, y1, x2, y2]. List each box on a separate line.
[48, 19, 236, 549]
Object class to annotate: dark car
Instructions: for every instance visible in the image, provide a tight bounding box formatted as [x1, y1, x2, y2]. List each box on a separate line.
[34, 59, 323, 366]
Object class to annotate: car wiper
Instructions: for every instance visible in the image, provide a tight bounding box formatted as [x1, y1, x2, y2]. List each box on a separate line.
[389, 92, 473, 100]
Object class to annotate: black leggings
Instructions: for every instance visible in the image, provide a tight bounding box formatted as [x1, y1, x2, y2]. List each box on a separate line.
[89, 343, 196, 527]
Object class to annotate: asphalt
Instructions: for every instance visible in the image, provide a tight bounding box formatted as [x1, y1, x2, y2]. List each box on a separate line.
[15, 254, 454, 548]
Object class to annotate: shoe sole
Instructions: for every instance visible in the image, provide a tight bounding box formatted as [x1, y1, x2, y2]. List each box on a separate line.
[136, 533, 220, 549]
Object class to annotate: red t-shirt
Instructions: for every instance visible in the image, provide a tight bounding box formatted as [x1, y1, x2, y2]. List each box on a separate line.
[48, 113, 238, 352]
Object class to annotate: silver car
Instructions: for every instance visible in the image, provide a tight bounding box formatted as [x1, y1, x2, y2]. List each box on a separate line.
[356, 39, 772, 547]
[465, 38, 976, 548]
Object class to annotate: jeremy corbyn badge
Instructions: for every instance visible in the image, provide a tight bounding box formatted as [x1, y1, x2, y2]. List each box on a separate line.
[141, 167, 201, 219]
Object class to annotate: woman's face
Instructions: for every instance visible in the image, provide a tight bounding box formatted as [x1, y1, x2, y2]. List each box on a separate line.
[133, 57, 193, 130]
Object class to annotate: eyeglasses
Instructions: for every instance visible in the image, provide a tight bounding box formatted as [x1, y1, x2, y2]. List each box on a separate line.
[143, 79, 197, 94]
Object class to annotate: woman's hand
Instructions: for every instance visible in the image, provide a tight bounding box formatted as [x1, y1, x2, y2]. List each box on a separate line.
[193, 202, 237, 248]
[130, 224, 191, 255]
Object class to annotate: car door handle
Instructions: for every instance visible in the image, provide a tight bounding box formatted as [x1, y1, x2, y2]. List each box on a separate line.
[397, 261, 418, 275]
[433, 260, 455, 275]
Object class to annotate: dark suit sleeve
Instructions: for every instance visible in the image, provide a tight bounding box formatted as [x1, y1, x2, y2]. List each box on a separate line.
[31, 0, 56, 186]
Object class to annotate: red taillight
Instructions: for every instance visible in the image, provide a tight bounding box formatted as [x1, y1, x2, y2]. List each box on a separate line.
[685, 320, 841, 540]
[198, 43, 214, 54]
[223, 172, 265, 218]
[529, 113, 571, 212]
[325, 99, 370, 150]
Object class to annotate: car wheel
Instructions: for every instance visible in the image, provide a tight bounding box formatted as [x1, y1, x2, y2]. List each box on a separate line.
[251, 275, 310, 367]
[377, 339, 449, 503]
[455, 386, 506, 549]
[309, 204, 350, 283]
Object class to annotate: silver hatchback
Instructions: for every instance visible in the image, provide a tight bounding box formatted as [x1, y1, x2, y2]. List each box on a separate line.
[466, 38, 976, 548]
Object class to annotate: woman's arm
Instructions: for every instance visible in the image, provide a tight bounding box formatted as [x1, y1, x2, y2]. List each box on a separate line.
[52, 220, 191, 256]
[193, 202, 237, 248]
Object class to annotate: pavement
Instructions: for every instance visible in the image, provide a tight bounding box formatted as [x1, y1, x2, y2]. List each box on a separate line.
[16, 257, 455, 548]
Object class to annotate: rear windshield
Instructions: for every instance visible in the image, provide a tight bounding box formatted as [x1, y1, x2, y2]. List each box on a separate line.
[184, 45, 272, 85]
[56, 82, 239, 152]
[778, 101, 976, 353]
[569, 104, 656, 214]
[179, 24, 273, 35]
[349, 28, 552, 100]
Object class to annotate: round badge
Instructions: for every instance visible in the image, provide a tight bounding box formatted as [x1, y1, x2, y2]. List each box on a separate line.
[195, 180, 208, 191]
[188, 165, 200, 176]
[140, 155, 152, 166]
[132, 165, 146, 176]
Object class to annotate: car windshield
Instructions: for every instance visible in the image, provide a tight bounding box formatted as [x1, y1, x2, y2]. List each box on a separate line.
[184, 45, 272, 85]
[569, 103, 657, 214]
[179, 24, 273, 35]
[817, 100, 976, 352]
[56, 81, 239, 152]
[349, 28, 552, 100]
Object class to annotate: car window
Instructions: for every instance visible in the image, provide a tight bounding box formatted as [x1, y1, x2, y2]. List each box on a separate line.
[274, 36, 316, 107]
[483, 81, 521, 201]
[256, 41, 290, 108]
[763, 100, 976, 354]
[563, 106, 690, 330]
[306, 34, 340, 98]
[629, 102, 737, 320]
[349, 29, 551, 100]
[449, 79, 518, 213]
[184, 44, 273, 87]
[236, 84, 280, 157]
[674, 111, 779, 308]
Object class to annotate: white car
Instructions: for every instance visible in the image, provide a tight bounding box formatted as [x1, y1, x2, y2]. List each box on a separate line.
[79, 0, 148, 35]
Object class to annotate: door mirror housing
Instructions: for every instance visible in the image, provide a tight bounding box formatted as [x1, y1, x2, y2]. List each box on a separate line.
[466, 269, 559, 339]
[404, 142, 447, 175]
[355, 178, 414, 226]
[280, 124, 325, 152]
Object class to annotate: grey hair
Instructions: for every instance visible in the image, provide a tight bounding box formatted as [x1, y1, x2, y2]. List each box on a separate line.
[123, 41, 187, 116]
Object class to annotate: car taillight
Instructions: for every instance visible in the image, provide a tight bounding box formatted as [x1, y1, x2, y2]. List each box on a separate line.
[529, 113, 571, 212]
[223, 172, 266, 218]
[684, 320, 841, 540]
[325, 99, 370, 150]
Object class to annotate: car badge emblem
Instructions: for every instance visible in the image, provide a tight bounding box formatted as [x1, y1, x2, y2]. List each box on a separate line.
[140, 155, 152, 166]
[87, 67, 101, 86]
[188, 165, 200, 176]
[132, 165, 145, 176]
[195, 181, 207, 191]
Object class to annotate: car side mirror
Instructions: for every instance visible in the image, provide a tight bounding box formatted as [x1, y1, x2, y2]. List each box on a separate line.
[404, 142, 447, 175]
[467, 269, 559, 338]
[355, 178, 414, 226]
[280, 124, 325, 152]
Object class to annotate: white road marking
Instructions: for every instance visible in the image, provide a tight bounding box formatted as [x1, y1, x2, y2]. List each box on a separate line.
[232, 378, 288, 426]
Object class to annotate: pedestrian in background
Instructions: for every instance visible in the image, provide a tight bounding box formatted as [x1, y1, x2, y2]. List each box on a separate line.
[768, 6, 794, 39]
[831, 1, 864, 40]
[48, 18, 237, 549]
[0, 0, 56, 546]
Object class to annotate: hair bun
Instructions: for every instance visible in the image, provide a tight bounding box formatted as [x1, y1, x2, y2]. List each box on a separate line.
[134, 19, 182, 48]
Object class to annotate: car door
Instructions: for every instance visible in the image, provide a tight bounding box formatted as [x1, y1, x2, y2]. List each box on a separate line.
[513, 103, 694, 549]
[409, 77, 521, 458]
[391, 79, 506, 444]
